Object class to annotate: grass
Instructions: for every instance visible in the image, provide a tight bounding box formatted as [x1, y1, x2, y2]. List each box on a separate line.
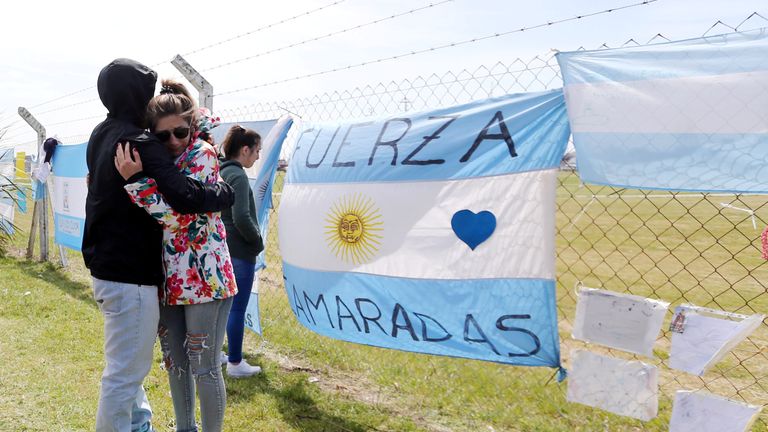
[0, 170, 766, 431]
[0, 257, 424, 431]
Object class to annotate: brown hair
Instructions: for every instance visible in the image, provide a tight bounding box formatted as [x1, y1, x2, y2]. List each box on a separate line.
[145, 79, 198, 130]
[221, 125, 261, 160]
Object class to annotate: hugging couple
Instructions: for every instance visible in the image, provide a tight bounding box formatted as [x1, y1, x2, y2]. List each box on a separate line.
[85, 58, 265, 432]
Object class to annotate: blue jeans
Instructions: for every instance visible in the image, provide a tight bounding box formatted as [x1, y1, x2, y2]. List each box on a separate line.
[225, 257, 256, 364]
[158, 297, 233, 432]
[93, 277, 158, 432]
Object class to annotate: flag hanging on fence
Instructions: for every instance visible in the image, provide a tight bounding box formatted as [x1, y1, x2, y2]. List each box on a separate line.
[15, 152, 28, 214]
[279, 90, 570, 370]
[0, 149, 15, 234]
[242, 116, 293, 271]
[210, 120, 280, 263]
[212, 117, 294, 335]
[51, 143, 88, 251]
[210, 119, 278, 151]
[557, 29, 768, 192]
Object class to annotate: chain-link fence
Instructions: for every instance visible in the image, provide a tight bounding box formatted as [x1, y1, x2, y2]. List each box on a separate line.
[215, 50, 768, 429]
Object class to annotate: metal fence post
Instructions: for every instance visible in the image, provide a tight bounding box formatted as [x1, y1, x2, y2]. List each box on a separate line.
[17, 107, 49, 262]
[171, 54, 214, 111]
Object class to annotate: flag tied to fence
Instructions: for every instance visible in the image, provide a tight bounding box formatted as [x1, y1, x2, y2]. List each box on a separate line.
[51, 143, 88, 251]
[15, 152, 28, 214]
[0, 149, 15, 233]
[211, 117, 292, 272]
[557, 29, 768, 193]
[211, 117, 294, 335]
[279, 90, 570, 370]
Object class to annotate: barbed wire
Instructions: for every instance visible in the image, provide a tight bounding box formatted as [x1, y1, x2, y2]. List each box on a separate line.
[183, 0, 350, 57]
[0, 122, 29, 136]
[45, 114, 105, 127]
[34, 97, 101, 116]
[215, 0, 659, 96]
[17, 58, 175, 116]
[202, 0, 455, 72]
[0, 139, 36, 151]
[27, 85, 96, 110]
[255, 62, 557, 110]
[0, 121, 41, 139]
[12, 60, 171, 121]
[0, 114, 22, 126]
[0, 131, 37, 144]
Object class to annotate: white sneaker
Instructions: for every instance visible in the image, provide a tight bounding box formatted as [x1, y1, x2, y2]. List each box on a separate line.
[219, 351, 228, 365]
[227, 359, 262, 378]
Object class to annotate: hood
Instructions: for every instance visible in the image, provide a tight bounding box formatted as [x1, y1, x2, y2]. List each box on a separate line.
[97, 58, 157, 127]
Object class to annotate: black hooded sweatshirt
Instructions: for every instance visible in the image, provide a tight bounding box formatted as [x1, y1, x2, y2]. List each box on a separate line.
[82, 58, 234, 286]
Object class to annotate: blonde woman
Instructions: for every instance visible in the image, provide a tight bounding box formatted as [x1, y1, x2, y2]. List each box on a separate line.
[115, 80, 236, 431]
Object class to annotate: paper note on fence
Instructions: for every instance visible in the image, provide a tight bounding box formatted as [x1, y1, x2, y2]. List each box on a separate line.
[669, 390, 762, 432]
[567, 350, 658, 421]
[557, 29, 768, 193]
[572, 287, 669, 357]
[669, 304, 764, 376]
[279, 90, 570, 368]
[51, 143, 88, 251]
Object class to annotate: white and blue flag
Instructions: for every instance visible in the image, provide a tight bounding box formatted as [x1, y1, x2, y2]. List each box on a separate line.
[279, 90, 569, 370]
[0, 149, 15, 234]
[557, 30, 768, 192]
[51, 143, 88, 251]
[242, 116, 293, 272]
[213, 117, 294, 335]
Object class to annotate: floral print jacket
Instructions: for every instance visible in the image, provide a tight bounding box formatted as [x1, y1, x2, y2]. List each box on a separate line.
[124, 139, 238, 305]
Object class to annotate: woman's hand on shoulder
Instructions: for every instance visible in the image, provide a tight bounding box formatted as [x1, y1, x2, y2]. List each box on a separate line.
[114, 141, 143, 180]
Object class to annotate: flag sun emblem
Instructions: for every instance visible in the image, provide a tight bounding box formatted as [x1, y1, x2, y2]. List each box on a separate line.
[324, 193, 383, 264]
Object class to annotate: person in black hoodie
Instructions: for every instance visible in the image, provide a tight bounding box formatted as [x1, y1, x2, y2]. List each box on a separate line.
[83, 58, 234, 432]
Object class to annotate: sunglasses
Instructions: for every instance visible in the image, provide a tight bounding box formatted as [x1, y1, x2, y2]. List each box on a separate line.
[155, 126, 191, 143]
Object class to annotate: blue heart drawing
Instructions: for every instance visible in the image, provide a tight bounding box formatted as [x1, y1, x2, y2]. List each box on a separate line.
[451, 210, 497, 251]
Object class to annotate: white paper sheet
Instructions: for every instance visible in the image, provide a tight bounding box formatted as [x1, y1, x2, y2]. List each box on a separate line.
[567, 350, 658, 421]
[572, 287, 669, 357]
[669, 390, 762, 432]
[669, 305, 764, 376]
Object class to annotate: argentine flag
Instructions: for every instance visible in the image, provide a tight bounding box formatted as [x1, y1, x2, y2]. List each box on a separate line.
[279, 90, 569, 370]
[51, 143, 88, 251]
[557, 29, 768, 193]
[0, 149, 15, 234]
[212, 116, 294, 335]
[243, 115, 293, 272]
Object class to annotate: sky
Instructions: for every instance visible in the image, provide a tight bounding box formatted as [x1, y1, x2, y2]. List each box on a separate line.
[1, 0, 766, 154]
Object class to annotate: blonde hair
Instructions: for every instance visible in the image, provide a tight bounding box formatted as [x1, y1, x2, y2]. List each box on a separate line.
[146, 79, 198, 130]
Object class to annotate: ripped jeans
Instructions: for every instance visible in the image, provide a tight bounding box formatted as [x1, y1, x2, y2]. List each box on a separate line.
[158, 297, 233, 432]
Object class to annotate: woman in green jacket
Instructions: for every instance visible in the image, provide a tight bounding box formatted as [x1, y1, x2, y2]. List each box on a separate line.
[219, 125, 265, 378]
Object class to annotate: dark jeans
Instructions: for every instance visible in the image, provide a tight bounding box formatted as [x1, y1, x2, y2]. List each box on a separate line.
[226, 256, 256, 364]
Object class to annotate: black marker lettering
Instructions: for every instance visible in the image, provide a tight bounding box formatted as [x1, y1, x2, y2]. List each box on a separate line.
[368, 118, 411, 166]
[460, 111, 516, 162]
[402, 115, 458, 165]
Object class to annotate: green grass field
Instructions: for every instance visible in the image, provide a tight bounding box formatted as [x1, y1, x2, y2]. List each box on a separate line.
[0, 171, 766, 431]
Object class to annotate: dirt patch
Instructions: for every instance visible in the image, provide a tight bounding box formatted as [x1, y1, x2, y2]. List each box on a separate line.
[260, 347, 457, 432]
